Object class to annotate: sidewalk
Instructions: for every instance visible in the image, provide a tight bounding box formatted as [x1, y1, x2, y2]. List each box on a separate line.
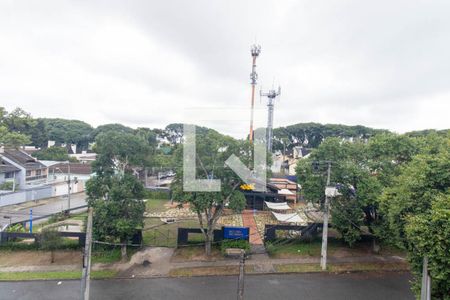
[242, 210, 263, 245]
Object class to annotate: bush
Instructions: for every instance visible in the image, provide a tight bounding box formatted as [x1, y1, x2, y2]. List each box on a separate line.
[48, 212, 67, 224]
[220, 239, 250, 255]
[0, 181, 14, 190]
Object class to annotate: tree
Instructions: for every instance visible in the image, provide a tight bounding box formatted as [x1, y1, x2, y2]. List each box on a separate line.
[92, 131, 151, 176]
[40, 118, 93, 152]
[405, 194, 450, 299]
[171, 129, 252, 256]
[39, 228, 63, 263]
[0, 126, 31, 148]
[87, 174, 146, 260]
[379, 146, 450, 247]
[89, 123, 135, 141]
[33, 146, 75, 161]
[378, 142, 450, 298]
[87, 131, 150, 260]
[296, 138, 382, 246]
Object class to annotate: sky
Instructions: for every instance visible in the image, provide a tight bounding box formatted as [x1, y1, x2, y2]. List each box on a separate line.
[1, 0, 449, 138]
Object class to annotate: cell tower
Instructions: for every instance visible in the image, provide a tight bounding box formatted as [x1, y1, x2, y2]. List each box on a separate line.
[260, 86, 281, 152]
[249, 44, 261, 143]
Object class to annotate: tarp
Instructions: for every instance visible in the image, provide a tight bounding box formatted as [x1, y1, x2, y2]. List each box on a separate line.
[265, 201, 292, 210]
[271, 211, 303, 223]
[278, 188, 294, 195]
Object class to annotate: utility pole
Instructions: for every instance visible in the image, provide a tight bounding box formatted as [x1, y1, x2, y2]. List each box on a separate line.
[421, 256, 431, 300]
[320, 162, 332, 270]
[237, 249, 246, 300]
[81, 207, 93, 300]
[67, 162, 71, 211]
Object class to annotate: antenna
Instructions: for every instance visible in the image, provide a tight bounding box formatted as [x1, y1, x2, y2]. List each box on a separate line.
[260, 86, 281, 153]
[249, 44, 261, 143]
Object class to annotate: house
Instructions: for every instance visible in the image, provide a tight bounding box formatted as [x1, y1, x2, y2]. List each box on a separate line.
[0, 158, 21, 191]
[47, 162, 93, 195]
[0, 147, 48, 189]
[271, 146, 312, 176]
[268, 177, 299, 203]
[69, 151, 97, 163]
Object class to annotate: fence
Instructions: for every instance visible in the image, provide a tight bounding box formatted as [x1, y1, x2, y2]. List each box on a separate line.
[0, 185, 53, 207]
[0, 180, 86, 207]
[264, 223, 322, 242]
[0, 231, 86, 246]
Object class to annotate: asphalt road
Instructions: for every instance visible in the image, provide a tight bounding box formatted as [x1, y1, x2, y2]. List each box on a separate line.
[0, 192, 87, 228]
[0, 272, 414, 300]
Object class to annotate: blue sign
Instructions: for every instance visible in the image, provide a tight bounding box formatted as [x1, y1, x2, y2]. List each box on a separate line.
[223, 227, 249, 240]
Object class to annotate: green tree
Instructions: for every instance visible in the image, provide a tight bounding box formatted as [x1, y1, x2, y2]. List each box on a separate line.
[89, 123, 135, 141]
[92, 131, 151, 176]
[296, 138, 382, 246]
[405, 194, 450, 299]
[0, 126, 31, 148]
[39, 228, 63, 263]
[87, 174, 145, 260]
[33, 146, 75, 161]
[171, 129, 251, 256]
[40, 118, 93, 152]
[87, 131, 150, 260]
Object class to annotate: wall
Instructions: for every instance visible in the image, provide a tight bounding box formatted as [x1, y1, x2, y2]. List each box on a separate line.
[0, 179, 86, 207]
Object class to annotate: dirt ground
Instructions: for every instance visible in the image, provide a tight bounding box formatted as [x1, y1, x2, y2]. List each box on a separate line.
[0, 250, 82, 267]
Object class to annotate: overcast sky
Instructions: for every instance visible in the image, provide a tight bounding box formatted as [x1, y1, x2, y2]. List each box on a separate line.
[1, 0, 449, 138]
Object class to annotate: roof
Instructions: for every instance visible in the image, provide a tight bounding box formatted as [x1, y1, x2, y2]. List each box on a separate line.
[2, 149, 46, 170]
[271, 211, 305, 224]
[265, 201, 292, 210]
[48, 163, 92, 175]
[0, 158, 20, 174]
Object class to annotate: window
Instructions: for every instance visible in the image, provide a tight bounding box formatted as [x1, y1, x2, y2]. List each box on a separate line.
[5, 172, 14, 179]
[26, 170, 31, 177]
[36, 170, 41, 176]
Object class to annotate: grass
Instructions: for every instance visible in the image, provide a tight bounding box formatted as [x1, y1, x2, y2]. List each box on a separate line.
[0, 270, 117, 281]
[169, 265, 255, 277]
[142, 218, 201, 248]
[266, 238, 341, 258]
[0, 238, 80, 251]
[145, 198, 170, 213]
[91, 247, 138, 264]
[274, 262, 409, 273]
[172, 245, 222, 262]
[274, 264, 322, 273]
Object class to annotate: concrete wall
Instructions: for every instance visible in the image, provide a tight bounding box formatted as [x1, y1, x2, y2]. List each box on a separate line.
[0, 180, 86, 207]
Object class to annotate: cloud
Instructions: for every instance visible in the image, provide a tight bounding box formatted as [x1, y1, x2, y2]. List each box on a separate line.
[0, 0, 449, 138]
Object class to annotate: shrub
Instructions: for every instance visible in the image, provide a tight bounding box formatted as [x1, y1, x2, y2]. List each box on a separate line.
[220, 239, 250, 255]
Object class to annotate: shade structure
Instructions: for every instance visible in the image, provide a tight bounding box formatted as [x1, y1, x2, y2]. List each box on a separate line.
[278, 188, 294, 195]
[271, 211, 303, 223]
[265, 201, 292, 210]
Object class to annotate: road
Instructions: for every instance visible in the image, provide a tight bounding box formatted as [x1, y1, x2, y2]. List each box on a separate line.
[0, 272, 414, 300]
[0, 192, 87, 228]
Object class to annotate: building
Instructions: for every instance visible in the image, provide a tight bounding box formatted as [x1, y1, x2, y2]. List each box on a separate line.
[0, 158, 20, 191]
[0, 147, 48, 189]
[48, 162, 93, 195]
[268, 177, 299, 203]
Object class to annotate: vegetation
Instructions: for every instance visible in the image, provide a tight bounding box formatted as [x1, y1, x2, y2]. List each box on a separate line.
[296, 132, 450, 298]
[87, 131, 150, 260]
[171, 128, 251, 256]
[38, 228, 63, 263]
[220, 239, 250, 254]
[0, 270, 117, 281]
[33, 146, 77, 161]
